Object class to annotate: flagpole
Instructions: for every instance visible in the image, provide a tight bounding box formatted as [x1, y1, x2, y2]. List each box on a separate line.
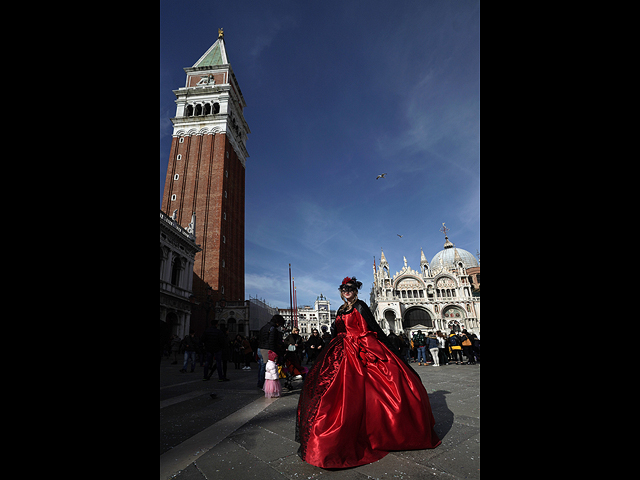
[293, 280, 298, 330]
[289, 264, 293, 329]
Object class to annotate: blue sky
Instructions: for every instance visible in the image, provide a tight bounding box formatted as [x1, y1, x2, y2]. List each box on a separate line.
[160, 0, 479, 309]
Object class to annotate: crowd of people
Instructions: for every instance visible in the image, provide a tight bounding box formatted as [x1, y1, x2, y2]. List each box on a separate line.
[278, 327, 481, 366]
[395, 329, 480, 366]
[160, 320, 480, 382]
[160, 321, 262, 381]
[159, 314, 294, 386]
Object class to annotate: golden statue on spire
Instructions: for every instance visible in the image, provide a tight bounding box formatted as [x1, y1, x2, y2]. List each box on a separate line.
[218, 28, 224, 39]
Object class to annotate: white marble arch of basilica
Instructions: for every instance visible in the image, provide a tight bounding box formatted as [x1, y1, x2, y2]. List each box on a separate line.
[369, 236, 480, 337]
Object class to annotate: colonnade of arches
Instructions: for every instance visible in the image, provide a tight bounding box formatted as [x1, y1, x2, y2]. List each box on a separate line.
[183, 102, 220, 117]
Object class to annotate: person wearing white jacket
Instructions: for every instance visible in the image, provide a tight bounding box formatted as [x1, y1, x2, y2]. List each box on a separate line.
[263, 350, 281, 398]
[437, 331, 449, 366]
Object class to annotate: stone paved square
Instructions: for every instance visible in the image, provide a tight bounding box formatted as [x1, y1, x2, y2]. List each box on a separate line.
[161, 362, 479, 479]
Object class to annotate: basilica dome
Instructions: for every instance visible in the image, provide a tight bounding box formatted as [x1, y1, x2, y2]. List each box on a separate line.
[430, 236, 479, 270]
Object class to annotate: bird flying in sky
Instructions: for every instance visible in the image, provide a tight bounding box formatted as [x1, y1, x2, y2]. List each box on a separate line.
[376, 173, 387, 180]
[397, 234, 403, 238]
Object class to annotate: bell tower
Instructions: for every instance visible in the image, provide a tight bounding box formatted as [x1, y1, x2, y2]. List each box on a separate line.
[161, 30, 250, 323]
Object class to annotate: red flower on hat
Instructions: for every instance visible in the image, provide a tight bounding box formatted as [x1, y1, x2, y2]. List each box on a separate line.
[342, 277, 352, 285]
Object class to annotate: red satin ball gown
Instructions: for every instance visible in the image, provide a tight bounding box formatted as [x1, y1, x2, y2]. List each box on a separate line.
[295, 301, 441, 469]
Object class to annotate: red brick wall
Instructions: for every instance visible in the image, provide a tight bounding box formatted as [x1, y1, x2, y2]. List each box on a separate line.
[161, 132, 245, 305]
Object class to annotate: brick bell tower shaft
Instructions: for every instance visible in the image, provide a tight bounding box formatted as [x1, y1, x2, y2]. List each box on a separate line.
[161, 31, 250, 323]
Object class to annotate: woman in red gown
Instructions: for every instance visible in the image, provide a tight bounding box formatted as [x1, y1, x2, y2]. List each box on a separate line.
[295, 276, 441, 469]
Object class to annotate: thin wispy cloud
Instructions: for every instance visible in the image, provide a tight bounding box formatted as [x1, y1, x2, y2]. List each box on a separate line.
[245, 272, 290, 305]
[160, 108, 172, 141]
[249, 14, 297, 59]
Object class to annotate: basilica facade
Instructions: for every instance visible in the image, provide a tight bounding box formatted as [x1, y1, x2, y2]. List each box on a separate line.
[369, 234, 480, 336]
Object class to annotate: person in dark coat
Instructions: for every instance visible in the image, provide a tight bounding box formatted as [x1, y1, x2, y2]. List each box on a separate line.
[232, 334, 244, 370]
[470, 333, 480, 363]
[257, 314, 285, 388]
[413, 330, 428, 366]
[387, 329, 403, 356]
[320, 325, 332, 346]
[448, 331, 464, 365]
[201, 319, 228, 381]
[220, 324, 232, 379]
[305, 328, 324, 364]
[426, 332, 440, 366]
[459, 329, 476, 365]
[284, 327, 303, 363]
[180, 329, 199, 373]
[399, 333, 410, 363]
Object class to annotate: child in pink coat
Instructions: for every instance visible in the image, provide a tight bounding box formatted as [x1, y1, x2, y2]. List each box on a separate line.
[263, 350, 281, 398]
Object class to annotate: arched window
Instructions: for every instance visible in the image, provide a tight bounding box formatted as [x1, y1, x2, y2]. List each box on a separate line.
[404, 308, 433, 328]
[171, 256, 183, 286]
[227, 318, 236, 333]
[185, 105, 193, 116]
